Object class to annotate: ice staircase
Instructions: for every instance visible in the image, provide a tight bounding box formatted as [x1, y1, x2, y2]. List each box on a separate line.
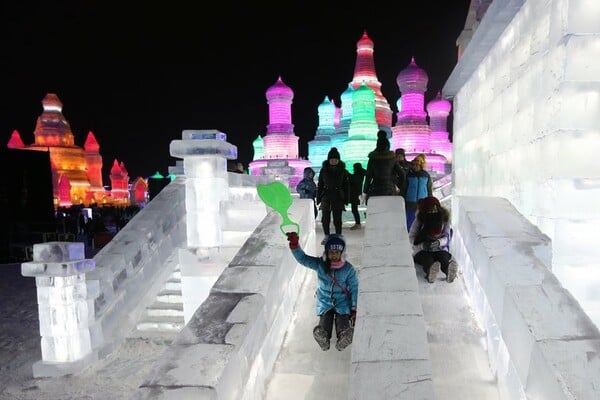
[132, 253, 185, 338]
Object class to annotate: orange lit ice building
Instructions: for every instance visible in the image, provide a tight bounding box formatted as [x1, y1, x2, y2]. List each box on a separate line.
[6, 93, 132, 207]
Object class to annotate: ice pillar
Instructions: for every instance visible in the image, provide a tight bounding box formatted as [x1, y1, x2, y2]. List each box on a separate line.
[170, 129, 238, 322]
[21, 241, 98, 377]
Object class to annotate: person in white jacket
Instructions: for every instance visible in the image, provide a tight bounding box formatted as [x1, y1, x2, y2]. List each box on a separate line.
[408, 196, 458, 283]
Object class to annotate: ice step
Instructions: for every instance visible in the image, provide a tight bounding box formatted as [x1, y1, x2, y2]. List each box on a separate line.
[136, 316, 185, 332]
[171, 269, 181, 280]
[164, 279, 181, 291]
[146, 301, 184, 318]
[156, 289, 182, 303]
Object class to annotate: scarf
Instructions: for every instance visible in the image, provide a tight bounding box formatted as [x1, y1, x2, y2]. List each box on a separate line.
[330, 260, 345, 270]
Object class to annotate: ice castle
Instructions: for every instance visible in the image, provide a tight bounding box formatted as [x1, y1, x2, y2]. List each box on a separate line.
[6, 93, 143, 207]
[251, 31, 454, 181]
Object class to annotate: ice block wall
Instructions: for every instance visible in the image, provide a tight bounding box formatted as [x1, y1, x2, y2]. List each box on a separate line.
[446, 0, 600, 328]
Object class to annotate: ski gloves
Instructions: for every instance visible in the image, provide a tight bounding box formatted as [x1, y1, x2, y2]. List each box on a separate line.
[286, 232, 299, 249]
[423, 239, 440, 252]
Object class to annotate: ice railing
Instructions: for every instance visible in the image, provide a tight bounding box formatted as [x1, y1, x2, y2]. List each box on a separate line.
[21, 171, 274, 378]
[451, 196, 600, 400]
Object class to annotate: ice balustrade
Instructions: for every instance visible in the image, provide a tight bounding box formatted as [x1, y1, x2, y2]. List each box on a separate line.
[22, 179, 187, 377]
[451, 196, 600, 400]
[21, 130, 272, 377]
[350, 196, 434, 399]
[445, 0, 600, 331]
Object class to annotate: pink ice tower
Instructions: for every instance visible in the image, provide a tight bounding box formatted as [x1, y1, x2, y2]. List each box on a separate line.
[263, 76, 297, 159]
[392, 57, 432, 156]
[350, 31, 392, 135]
[427, 92, 453, 163]
[249, 76, 311, 188]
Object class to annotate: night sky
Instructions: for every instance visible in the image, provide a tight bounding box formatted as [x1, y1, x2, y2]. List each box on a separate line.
[1, 1, 471, 182]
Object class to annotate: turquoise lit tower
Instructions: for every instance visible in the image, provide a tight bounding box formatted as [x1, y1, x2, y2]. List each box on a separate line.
[331, 83, 354, 152]
[308, 96, 335, 175]
[342, 82, 378, 171]
[252, 135, 264, 161]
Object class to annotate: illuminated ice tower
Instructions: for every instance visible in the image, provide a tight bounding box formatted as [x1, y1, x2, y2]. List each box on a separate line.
[392, 59, 449, 175]
[392, 58, 432, 155]
[248, 77, 311, 189]
[30, 94, 91, 204]
[110, 160, 130, 205]
[84, 131, 104, 203]
[5, 93, 133, 207]
[307, 96, 335, 174]
[350, 31, 393, 135]
[343, 83, 378, 170]
[332, 84, 354, 150]
[426, 92, 453, 163]
[251, 135, 264, 161]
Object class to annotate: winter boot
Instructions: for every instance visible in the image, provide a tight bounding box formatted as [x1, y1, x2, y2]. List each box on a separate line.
[350, 223, 361, 230]
[427, 261, 440, 283]
[335, 327, 354, 351]
[447, 260, 458, 283]
[320, 235, 329, 245]
[313, 326, 330, 351]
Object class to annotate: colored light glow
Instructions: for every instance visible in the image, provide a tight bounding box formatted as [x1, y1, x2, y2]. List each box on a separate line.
[427, 93, 452, 161]
[262, 134, 299, 159]
[317, 96, 336, 135]
[350, 31, 393, 131]
[250, 76, 307, 188]
[7, 130, 25, 148]
[342, 82, 379, 170]
[252, 135, 264, 160]
[10, 94, 133, 207]
[266, 77, 293, 131]
[347, 83, 378, 140]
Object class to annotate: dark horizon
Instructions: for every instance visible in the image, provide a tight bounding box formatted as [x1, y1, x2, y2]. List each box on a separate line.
[1, 2, 471, 182]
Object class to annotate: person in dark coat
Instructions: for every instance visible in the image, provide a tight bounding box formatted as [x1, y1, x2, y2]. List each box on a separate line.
[395, 148, 410, 197]
[296, 167, 318, 217]
[349, 162, 366, 230]
[363, 130, 404, 203]
[317, 147, 350, 244]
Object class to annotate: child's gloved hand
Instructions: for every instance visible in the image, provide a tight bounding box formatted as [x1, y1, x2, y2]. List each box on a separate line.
[286, 232, 299, 249]
[424, 239, 440, 251]
[350, 307, 357, 327]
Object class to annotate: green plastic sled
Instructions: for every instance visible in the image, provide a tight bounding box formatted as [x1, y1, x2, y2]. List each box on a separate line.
[256, 181, 300, 236]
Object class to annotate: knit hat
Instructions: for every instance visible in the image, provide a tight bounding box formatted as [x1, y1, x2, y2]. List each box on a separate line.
[327, 147, 341, 160]
[418, 196, 441, 213]
[324, 234, 345, 252]
[376, 130, 390, 151]
[395, 148, 405, 156]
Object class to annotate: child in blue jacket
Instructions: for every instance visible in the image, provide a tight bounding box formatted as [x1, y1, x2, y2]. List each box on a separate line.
[286, 232, 358, 351]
